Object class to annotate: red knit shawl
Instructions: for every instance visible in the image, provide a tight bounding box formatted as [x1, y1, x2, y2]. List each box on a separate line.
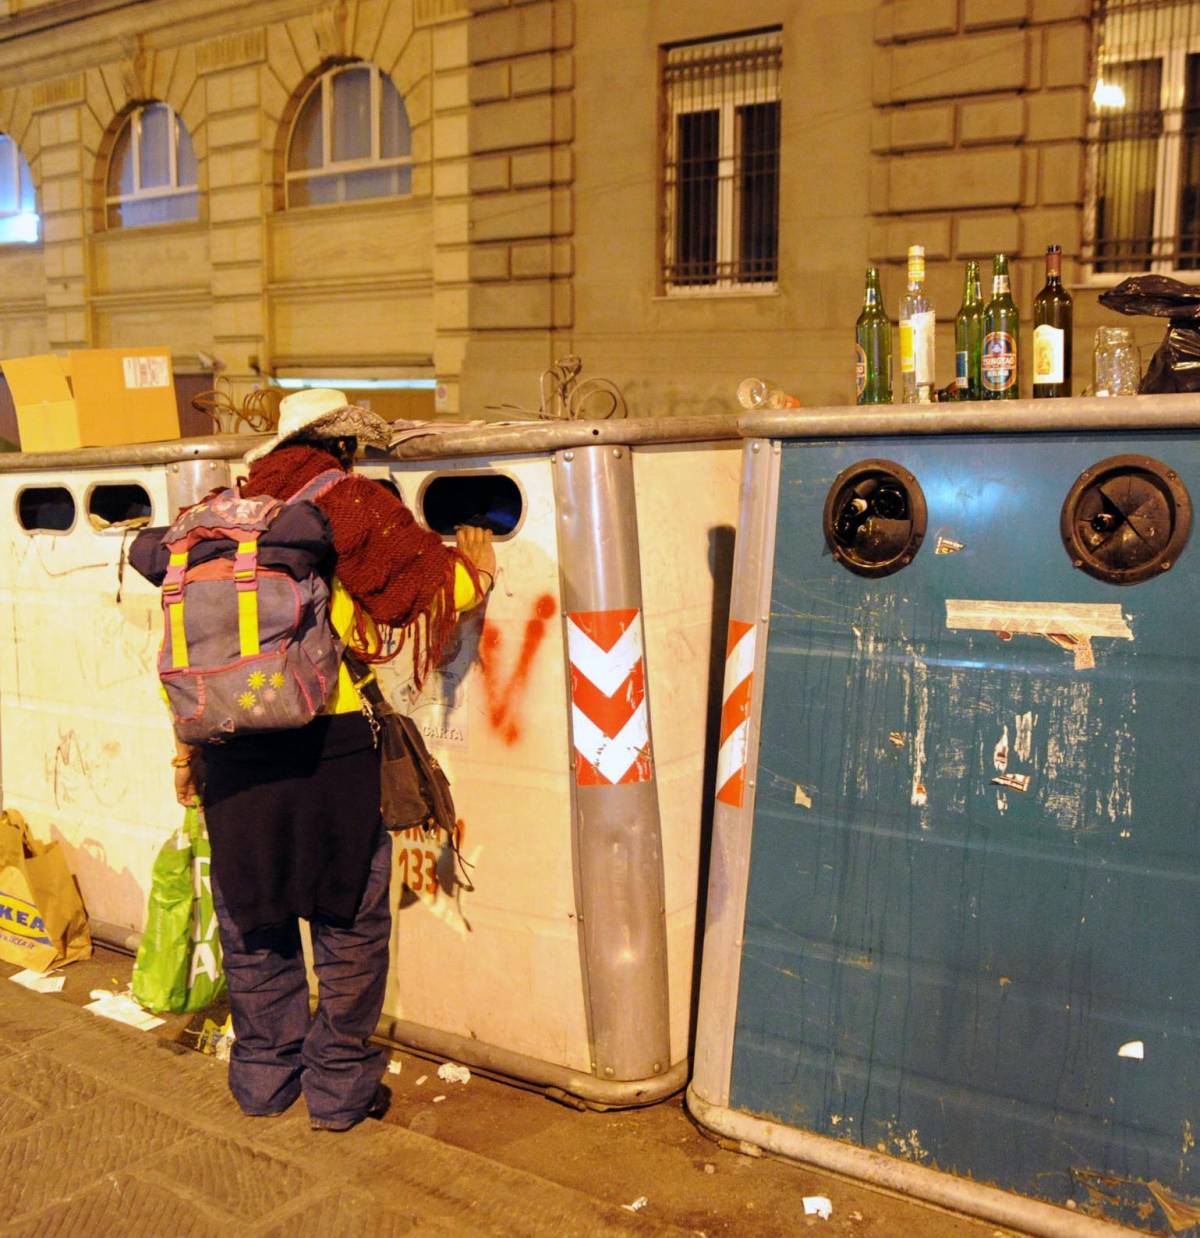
[243, 445, 467, 684]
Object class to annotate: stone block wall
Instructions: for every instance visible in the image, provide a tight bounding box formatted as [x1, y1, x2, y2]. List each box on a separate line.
[457, 0, 573, 414]
[870, 0, 1093, 396]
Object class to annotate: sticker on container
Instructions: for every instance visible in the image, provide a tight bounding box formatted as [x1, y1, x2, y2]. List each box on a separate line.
[1033, 324, 1065, 385]
[122, 355, 170, 389]
[981, 332, 1017, 393]
[955, 350, 968, 390]
[855, 344, 867, 398]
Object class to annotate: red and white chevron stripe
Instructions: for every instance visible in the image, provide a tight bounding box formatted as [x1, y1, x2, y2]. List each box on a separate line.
[567, 608, 653, 786]
[715, 620, 756, 807]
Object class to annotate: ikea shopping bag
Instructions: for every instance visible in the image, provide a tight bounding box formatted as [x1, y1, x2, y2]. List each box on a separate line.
[132, 804, 225, 1014]
[0, 809, 92, 972]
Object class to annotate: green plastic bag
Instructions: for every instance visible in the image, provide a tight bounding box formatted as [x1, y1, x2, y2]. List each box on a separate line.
[131, 803, 225, 1014]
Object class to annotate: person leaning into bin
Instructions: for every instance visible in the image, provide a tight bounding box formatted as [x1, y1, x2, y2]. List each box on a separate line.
[170, 388, 495, 1132]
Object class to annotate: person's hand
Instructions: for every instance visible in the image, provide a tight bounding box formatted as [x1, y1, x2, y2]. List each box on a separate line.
[456, 525, 496, 581]
[174, 763, 199, 807]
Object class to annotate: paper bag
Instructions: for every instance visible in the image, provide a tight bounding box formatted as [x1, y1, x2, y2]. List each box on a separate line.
[0, 810, 93, 972]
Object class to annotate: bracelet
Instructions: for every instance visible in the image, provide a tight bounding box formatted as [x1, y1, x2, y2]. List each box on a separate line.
[170, 753, 194, 768]
[478, 569, 494, 593]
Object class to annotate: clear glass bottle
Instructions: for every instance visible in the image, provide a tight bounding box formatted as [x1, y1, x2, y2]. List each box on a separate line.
[899, 245, 935, 404]
[856, 267, 892, 405]
[736, 377, 801, 410]
[1093, 327, 1140, 396]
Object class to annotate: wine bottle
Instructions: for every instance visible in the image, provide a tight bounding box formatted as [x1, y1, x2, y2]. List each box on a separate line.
[856, 267, 892, 404]
[899, 245, 935, 404]
[1032, 245, 1073, 398]
[982, 253, 1019, 400]
[954, 260, 984, 401]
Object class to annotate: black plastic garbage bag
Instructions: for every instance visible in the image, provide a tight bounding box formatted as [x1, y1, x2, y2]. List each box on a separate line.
[1099, 275, 1200, 392]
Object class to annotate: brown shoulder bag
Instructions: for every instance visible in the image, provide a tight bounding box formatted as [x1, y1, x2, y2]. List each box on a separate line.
[345, 656, 457, 835]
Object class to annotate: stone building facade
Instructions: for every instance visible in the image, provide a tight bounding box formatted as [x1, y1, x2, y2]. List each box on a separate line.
[0, 0, 1122, 429]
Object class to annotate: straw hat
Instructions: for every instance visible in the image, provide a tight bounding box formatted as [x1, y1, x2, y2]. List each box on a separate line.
[244, 388, 391, 464]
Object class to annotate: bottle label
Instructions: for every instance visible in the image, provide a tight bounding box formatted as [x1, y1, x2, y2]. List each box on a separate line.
[982, 331, 1017, 393]
[1033, 324, 1064, 385]
[955, 350, 968, 390]
[899, 321, 915, 374]
[911, 310, 935, 385]
[855, 343, 867, 398]
[993, 275, 1011, 296]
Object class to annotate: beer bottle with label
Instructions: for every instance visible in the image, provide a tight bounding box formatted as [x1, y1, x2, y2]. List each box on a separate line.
[954, 260, 984, 400]
[982, 253, 1019, 400]
[1032, 245, 1072, 398]
[856, 267, 892, 404]
[899, 245, 935, 404]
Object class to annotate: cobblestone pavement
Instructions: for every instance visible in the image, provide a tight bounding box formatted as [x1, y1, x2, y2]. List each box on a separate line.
[0, 949, 1023, 1237]
[0, 978, 678, 1237]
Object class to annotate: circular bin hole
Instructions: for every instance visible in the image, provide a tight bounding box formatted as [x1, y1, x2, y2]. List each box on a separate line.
[823, 459, 927, 578]
[1061, 454, 1192, 585]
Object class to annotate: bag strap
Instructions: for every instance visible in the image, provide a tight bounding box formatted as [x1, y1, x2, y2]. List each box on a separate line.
[286, 468, 347, 508]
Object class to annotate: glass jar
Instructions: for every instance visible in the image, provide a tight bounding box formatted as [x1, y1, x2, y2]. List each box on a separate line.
[1093, 326, 1141, 396]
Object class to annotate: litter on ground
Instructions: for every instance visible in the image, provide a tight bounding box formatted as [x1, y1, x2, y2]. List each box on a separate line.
[9, 968, 64, 993]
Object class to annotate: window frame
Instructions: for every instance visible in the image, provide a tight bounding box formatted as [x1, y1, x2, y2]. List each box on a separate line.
[0, 133, 39, 245]
[104, 103, 199, 229]
[284, 63, 414, 208]
[1085, 3, 1200, 283]
[661, 30, 782, 297]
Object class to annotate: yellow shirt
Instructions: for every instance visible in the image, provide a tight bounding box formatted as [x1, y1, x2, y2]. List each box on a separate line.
[325, 562, 481, 713]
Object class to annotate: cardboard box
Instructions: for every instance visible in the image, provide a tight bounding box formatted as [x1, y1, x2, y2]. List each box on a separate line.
[1, 347, 180, 452]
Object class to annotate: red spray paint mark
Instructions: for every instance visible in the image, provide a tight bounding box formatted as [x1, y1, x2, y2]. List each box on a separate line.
[478, 593, 556, 745]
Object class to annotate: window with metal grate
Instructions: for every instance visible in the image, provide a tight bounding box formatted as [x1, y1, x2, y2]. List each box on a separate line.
[1088, 0, 1200, 275]
[661, 28, 781, 294]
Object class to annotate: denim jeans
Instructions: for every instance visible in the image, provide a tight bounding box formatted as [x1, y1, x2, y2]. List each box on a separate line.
[210, 828, 392, 1127]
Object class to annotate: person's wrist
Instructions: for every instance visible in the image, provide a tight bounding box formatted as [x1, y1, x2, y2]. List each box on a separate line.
[478, 568, 494, 593]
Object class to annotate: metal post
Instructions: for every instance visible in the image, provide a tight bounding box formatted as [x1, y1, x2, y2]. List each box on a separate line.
[554, 444, 671, 1082]
[165, 458, 231, 515]
[691, 439, 781, 1107]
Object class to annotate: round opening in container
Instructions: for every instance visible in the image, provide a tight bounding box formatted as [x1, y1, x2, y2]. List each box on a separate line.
[1061, 454, 1191, 585]
[823, 459, 927, 578]
[86, 483, 153, 530]
[419, 471, 524, 539]
[17, 485, 76, 533]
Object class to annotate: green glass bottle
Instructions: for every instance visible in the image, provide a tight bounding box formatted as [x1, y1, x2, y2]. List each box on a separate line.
[982, 253, 1019, 400]
[954, 260, 984, 401]
[855, 267, 892, 404]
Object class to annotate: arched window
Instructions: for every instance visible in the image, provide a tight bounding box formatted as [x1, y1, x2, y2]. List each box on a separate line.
[0, 133, 38, 244]
[106, 103, 199, 228]
[286, 63, 412, 207]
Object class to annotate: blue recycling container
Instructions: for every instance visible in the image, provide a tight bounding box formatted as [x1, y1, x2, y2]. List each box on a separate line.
[690, 400, 1200, 1237]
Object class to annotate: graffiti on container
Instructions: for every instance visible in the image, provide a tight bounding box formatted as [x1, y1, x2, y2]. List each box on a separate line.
[47, 728, 124, 810]
[478, 593, 557, 745]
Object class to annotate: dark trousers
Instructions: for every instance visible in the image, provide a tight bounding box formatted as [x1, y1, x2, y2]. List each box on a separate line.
[210, 828, 392, 1127]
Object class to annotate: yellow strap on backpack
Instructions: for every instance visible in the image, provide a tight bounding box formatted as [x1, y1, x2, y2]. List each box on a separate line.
[235, 540, 260, 657]
[166, 551, 189, 669]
